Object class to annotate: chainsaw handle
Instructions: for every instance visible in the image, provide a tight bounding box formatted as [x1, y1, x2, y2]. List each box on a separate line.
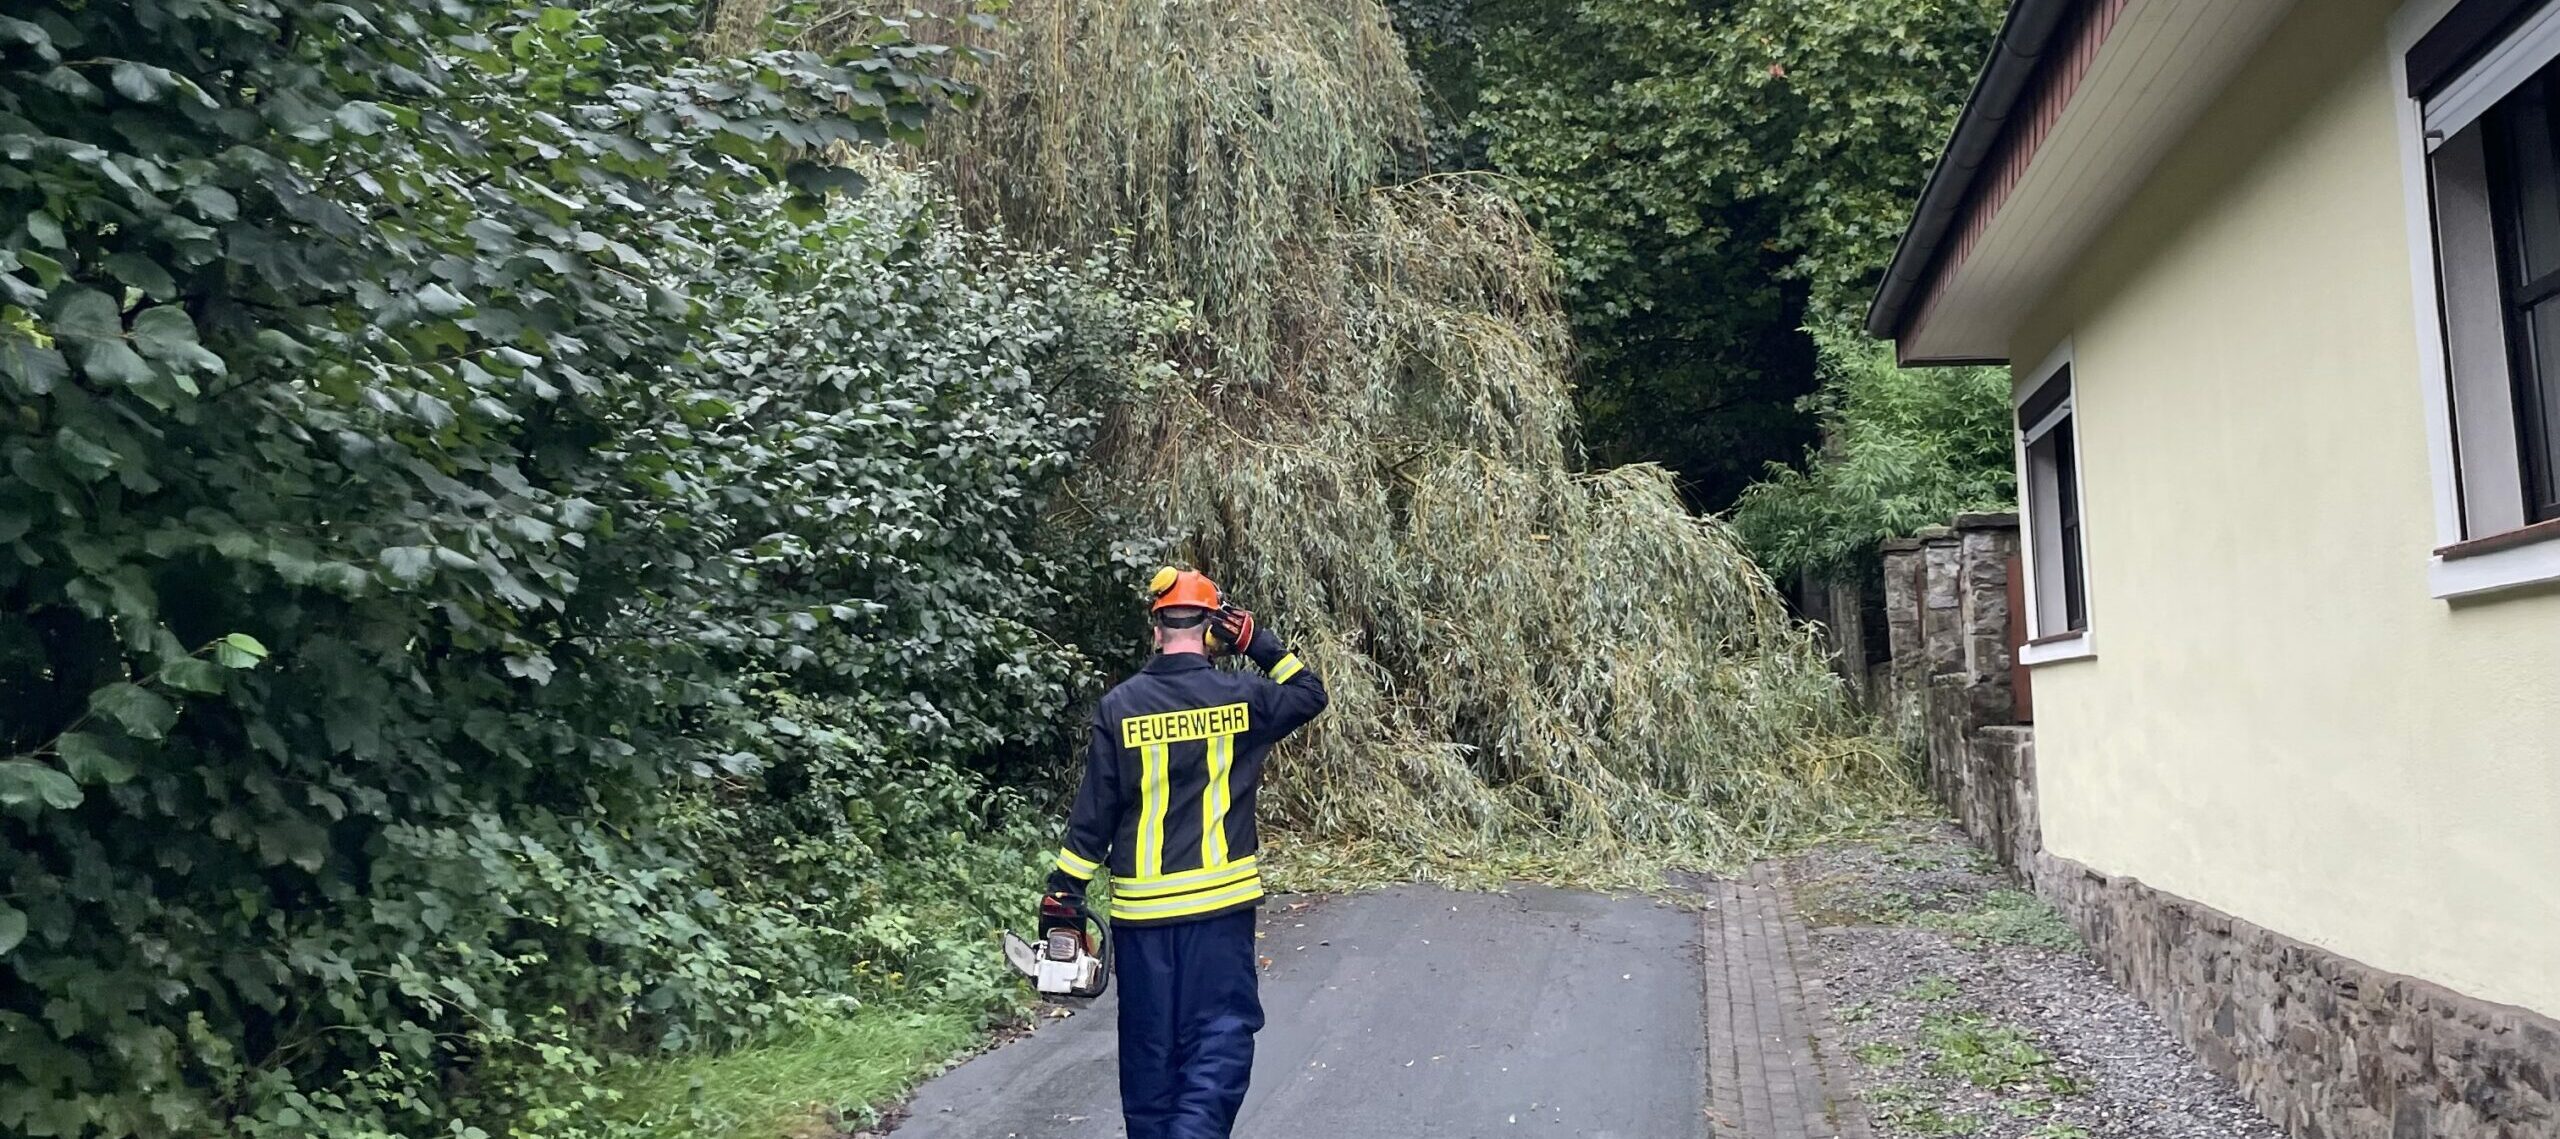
[1087, 923, 1113, 1001]
[1038, 891, 1090, 934]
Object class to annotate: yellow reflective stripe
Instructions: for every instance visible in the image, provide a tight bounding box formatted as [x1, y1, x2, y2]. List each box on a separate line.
[1137, 743, 1169, 878]
[1269, 654, 1304, 684]
[1113, 857, 1259, 900]
[1054, 848, 1099, 880]
[1109, 878, 1265, 920]
[1202, 733, 1233, 867]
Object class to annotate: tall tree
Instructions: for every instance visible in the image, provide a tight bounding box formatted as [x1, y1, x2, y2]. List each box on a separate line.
[1392, 0, 2004, 508]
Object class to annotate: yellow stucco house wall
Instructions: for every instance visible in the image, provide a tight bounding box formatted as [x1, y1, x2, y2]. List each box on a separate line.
[2010, 0, 2560, 1021]
[1872, 1, 2560, 1133]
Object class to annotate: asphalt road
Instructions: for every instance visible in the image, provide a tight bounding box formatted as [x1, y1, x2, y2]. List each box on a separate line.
[896, 884, 1706, 1139]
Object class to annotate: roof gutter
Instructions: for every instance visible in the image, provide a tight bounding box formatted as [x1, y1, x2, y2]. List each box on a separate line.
[1863, 0, 2082, 346]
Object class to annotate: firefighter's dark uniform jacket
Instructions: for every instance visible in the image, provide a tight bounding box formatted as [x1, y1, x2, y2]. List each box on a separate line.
[1054, 634, 1327, 925]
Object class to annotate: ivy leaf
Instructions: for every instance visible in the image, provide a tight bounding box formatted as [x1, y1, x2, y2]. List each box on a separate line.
[0, 336, 68, 396]
[185, 185, 238, 222]
[647, 284, 691, 319]
[132, 306, 219, 371]
[381, 546, 435, 584]
[16, 249, 65, 288]
[215, 632, 270, 669]
[502, 653, 557, 684]
[39, 65, 103, 103]
[106, 252, 178, 300]
[24, 209, 64, 249]
[333, 101, 397, 137]
[53, 426, 121, 479]
[784, 161, 869, 200]
[254, 817, 328, 872]
[414, 283, 467, 315]
[49, 286, 122, 344]
[79, 339, 153, 389]
[0, 761, 82, 810]
[159, 657, 228, 693]
[89, 682, 177, 741]
[54, 732, 136, 784]
[109, 61, 177, 103]
[0, 16, 56, 60]
[0, 904, 24, 955]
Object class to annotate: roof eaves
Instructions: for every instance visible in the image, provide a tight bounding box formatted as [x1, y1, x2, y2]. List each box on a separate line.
[1864, 0, 2083, 349]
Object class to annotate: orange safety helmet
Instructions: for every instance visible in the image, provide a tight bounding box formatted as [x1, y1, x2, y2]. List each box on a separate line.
[1146, 566, 1222, 614]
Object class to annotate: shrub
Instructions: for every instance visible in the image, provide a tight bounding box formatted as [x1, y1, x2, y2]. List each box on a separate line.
[1729, 327, 2014, 584]
[0, 3, 1153, 1132]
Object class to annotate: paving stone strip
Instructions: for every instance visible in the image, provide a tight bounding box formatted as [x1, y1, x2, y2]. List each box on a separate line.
[1704, 864, 1873, 1139]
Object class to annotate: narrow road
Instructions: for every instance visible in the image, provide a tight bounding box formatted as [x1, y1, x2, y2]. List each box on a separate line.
[896, 884, 1707, 1139]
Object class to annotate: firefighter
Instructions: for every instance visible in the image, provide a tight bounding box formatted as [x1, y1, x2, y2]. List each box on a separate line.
[1044, 567, 1329, 1139]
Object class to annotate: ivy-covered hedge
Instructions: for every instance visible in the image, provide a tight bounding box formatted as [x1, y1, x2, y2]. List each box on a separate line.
[0, 3, 1150, 1134]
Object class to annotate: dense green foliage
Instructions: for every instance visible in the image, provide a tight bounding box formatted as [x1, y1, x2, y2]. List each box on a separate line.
[1390, 0, 2004, 508]
[0, 3, 1155, 1133]
[0, 0, 2002, 1132]
[939, 0, 1911, 880]
[1729, 330, 2015, 583]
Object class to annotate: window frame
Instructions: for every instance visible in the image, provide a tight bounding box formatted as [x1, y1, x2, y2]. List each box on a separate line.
[2393, 0, 2560, 598]
[2480, 72, 2560, 522]
[2014, 344, 2096, 666]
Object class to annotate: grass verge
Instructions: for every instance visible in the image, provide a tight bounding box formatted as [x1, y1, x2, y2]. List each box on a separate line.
[609, 1003, 994, 1138]
[1916, 889, 2080, 950]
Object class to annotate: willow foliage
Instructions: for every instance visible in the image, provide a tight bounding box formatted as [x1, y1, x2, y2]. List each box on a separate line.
[932, 0, 1909, 876]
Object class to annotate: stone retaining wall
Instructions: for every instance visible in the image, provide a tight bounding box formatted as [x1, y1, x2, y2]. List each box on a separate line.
[2028, 836, 2560, 1139]
[1877, 517, 2560, 1139]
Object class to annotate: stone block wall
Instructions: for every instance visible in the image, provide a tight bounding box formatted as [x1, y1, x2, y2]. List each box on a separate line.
[1798, 569, 1890, 709]
[1878, 536, 1928, 748]
[2028, 845, 2560, 1139]
[1881, 514, 2019, 826]
[1873, 517, 2560, 1139]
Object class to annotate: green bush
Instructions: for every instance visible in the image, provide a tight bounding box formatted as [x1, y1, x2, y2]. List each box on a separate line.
[0, 4, 1155, 1134]
[1728, 327, 2015, 583]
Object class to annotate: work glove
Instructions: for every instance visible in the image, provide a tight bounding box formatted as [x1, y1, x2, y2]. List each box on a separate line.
[1209, 605, 1255, 657]
[1044, 869, 1084, 902]
[1039, 871, 1088, 937]
[1212, 605, 1285, 665]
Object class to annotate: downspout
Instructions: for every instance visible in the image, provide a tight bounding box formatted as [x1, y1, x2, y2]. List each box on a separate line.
[1864, 0, 2082, 344]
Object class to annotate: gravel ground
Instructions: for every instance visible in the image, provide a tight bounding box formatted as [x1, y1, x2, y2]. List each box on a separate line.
[1794, 822, 2284, 1139]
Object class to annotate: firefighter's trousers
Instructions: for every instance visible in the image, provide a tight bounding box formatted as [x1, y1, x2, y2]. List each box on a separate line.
[1114, 909, 1263, 1139]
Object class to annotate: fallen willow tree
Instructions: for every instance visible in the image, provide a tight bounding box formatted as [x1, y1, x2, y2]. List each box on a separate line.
[926, 0, 1908, 875]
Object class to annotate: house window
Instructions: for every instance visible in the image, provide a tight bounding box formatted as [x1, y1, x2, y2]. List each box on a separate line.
[2414, 0, 2560, 571]
[2484, 73, 2560, 522]
[2017, 363, 2089, 645]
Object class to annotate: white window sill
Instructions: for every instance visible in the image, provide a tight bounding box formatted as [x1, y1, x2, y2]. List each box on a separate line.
[2430, 533, 2560, 599]
[2019, 632, 2096, 666]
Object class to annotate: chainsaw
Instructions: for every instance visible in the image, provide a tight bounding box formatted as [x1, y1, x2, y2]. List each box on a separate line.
[1001, 894, 1111, 1002]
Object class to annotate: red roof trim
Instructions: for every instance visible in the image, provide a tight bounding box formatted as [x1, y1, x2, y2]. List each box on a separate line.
[1904, 0, 2129, 357]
